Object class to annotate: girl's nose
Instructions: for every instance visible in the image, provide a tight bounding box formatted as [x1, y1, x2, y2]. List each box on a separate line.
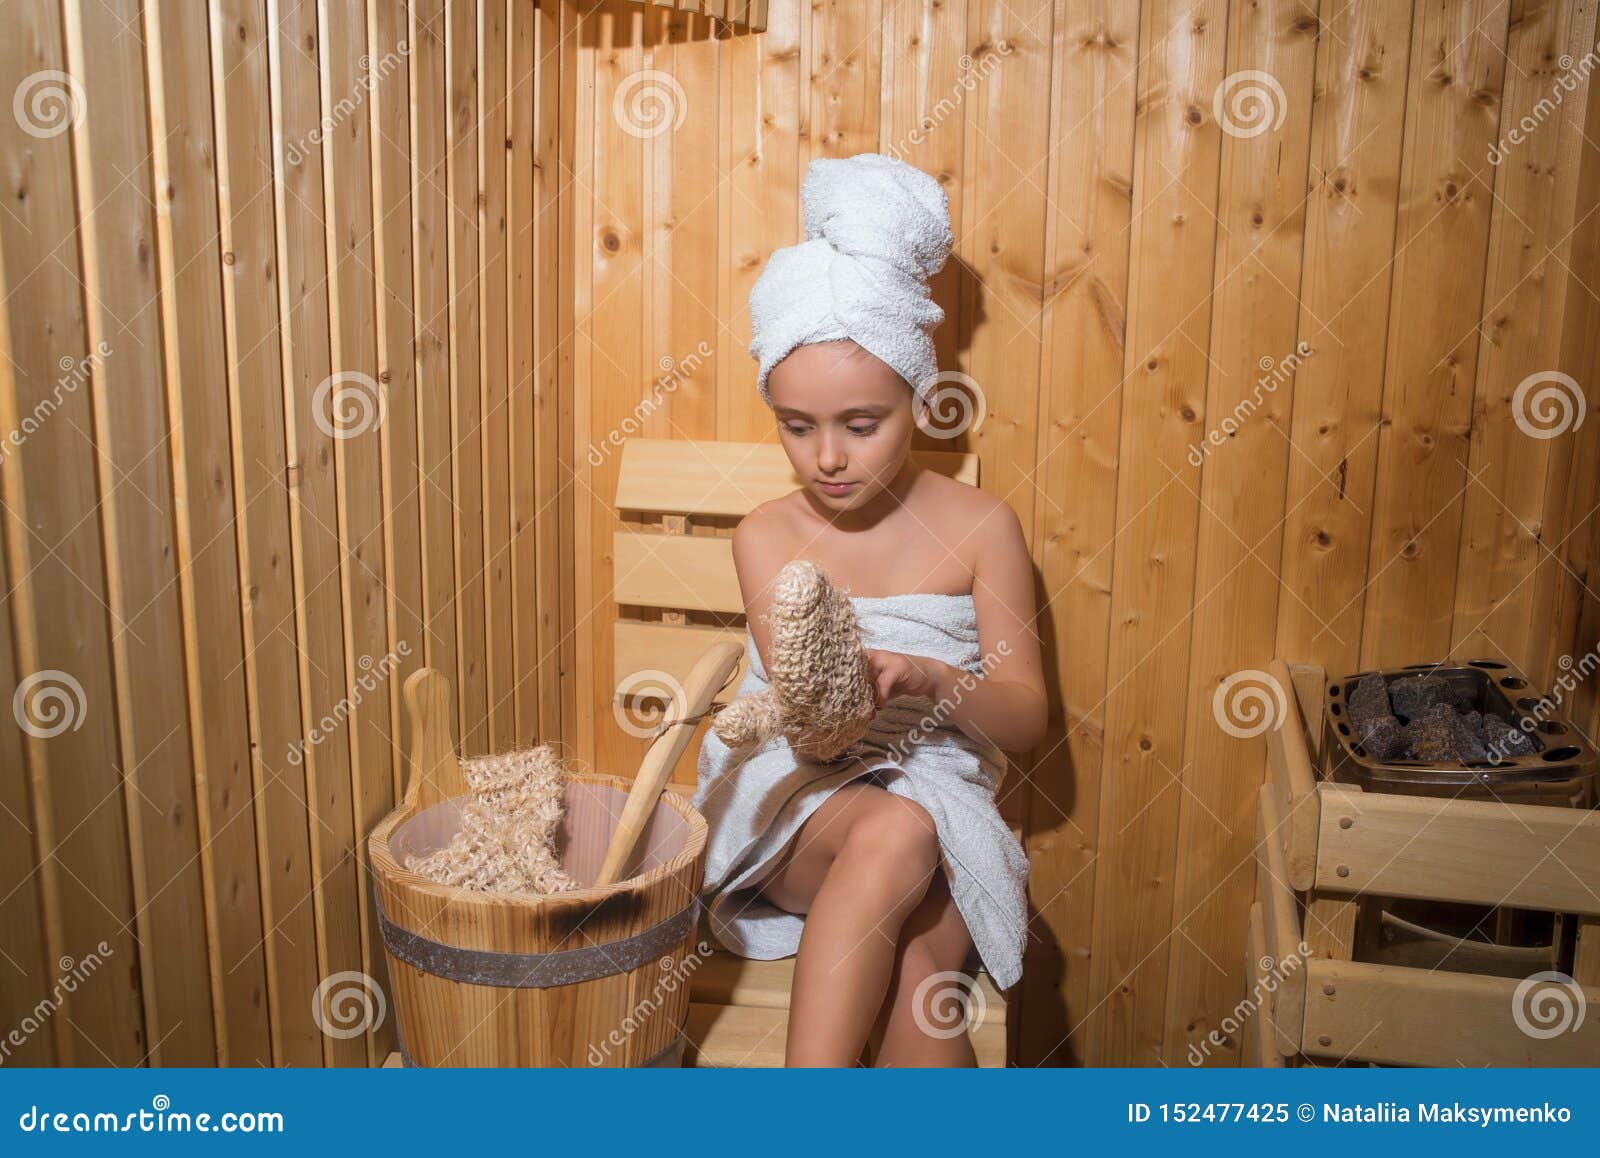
[817, 430, 847, 473]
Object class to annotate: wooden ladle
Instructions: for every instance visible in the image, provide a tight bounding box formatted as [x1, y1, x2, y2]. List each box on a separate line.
[593, 640, 744, 887]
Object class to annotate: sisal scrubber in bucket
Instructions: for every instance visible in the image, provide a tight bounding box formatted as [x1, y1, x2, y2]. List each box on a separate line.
[712, 559, 877, 762]
[406, 746, 580, 894]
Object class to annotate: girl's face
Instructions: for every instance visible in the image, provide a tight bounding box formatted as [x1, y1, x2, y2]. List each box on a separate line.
[767, 340, 919, 514]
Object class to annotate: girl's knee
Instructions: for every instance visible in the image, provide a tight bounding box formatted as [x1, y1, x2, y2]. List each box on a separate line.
[842, 798, 940, 880]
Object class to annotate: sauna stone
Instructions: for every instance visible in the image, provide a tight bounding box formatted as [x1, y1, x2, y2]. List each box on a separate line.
[1403, 703, 1489, 763]
[1357, 714, 1408, 760]
[1346, 672, 1392, 724]
[1388, 674, 1451, 720]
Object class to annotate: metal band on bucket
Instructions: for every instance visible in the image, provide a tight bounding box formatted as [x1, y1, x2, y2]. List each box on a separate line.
[374, 887, 703, 989]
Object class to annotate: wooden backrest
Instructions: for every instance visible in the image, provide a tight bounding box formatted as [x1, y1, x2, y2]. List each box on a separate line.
[611, 438, 979, 707]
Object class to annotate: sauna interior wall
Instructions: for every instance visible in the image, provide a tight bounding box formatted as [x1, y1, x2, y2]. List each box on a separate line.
[563, 0, 1600, 1068]
[0, 0, 562, 1066]
[4, 0, 1600, 1073]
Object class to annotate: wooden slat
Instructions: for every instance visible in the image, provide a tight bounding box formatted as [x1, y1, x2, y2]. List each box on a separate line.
[807, 0, 881, 160]
[1265, 659, 1319, 890]
[587, 0, 649, 784]
[64, 0, 225, 1065]
[369, 0, 427, 806]
[408, 0, 462, 741]
[1301, 957, 1600, 1067]
[150, 0, 272, 1068]
[1274, 0, 1414, 677]
[0, 245, 56, 1067]
[0, 0, 144, 1064]
[208, 0, 323, 1068]
[1022, 0, 1135, 1070]
[613, 621, 747, 704]
[532, 0, 566, 746]
[615, 438, 978, 514]
[1451, 0, 1599, 660]
[1314, 788, 1600, 915]
[318, 0, 400, 1068]
[480, 0, 516, 750]
[614, 531, 740, 612]
[1242, 902, 1284, 1068]
[446, 0, 490, 754]
[509, 0, 540, 744]
[693, 948, 1007, 1023]
[1255, 785, 1305, 1059]
[262, 0, 367, 1067]
[1087, 0, 1230, 1067]
[1165, 0, 1320, 1065]
[1359, 0, 1512, 666]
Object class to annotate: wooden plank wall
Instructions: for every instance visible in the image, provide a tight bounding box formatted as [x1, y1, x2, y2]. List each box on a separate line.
[2, 0, 1598, 1072]
[562, 0, 1600, 1066]
[0, 0, 563, 1065]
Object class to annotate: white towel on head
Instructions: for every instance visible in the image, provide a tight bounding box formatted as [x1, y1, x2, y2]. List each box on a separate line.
[749, 153, 954, 408]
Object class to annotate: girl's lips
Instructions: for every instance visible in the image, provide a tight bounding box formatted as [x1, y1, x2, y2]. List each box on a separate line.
[817, 480, 857, 494]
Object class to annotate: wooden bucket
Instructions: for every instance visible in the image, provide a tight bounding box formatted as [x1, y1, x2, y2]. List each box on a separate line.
[368, 645, 741, 1067]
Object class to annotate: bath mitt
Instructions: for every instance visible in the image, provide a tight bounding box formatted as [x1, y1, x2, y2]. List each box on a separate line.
[749, 153, 954, 407]
[406, 746, 580, 895]
[712, 560, 877, 762]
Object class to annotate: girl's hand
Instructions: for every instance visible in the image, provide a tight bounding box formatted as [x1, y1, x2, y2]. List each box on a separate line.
[863, 649, 950, 710]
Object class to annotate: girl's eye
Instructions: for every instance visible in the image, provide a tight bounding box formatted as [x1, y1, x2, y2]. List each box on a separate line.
[781, 423, 810, 436]
[848, 424, 878, 437]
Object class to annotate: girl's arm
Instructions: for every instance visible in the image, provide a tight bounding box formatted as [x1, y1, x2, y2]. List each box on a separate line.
[866, 499, 1048, 753]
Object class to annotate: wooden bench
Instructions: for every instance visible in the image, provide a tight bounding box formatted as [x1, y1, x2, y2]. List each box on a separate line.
[611, 437, 1009, 1067]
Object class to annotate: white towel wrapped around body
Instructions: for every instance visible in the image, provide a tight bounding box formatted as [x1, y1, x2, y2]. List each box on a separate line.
[692, 591, 1029, 990]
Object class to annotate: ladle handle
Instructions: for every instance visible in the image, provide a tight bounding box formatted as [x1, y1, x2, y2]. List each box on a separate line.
[594, 641, 745, 887]
[403, 668, 466, 812]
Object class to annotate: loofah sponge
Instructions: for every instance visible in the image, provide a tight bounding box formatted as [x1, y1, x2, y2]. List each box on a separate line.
[406, 746, 580, 895]
[713, 560, 877, 762]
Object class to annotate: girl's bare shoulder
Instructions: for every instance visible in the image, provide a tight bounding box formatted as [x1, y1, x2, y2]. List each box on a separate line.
[913, 469, 1017, 540]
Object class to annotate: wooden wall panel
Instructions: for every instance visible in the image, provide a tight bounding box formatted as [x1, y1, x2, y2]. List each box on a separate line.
[562, 0, 1600, 1067]
[0, 0, 551, 1067]
[1359, 0, 1512, 667]
[1164, 0, 1319, 1067]
[206, 0, 318, 1062]
[0, 0, 146, 1066]
[4, 0, 1598, 1071]
[63, 0, 223, 1065]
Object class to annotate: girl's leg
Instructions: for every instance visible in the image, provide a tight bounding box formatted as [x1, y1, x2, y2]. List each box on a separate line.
[757, 782, 942, 1066]
[869, 866, 980, 1067]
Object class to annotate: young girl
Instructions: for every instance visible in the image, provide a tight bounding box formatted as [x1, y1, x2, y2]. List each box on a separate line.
[692, 153, 1046, 1068]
